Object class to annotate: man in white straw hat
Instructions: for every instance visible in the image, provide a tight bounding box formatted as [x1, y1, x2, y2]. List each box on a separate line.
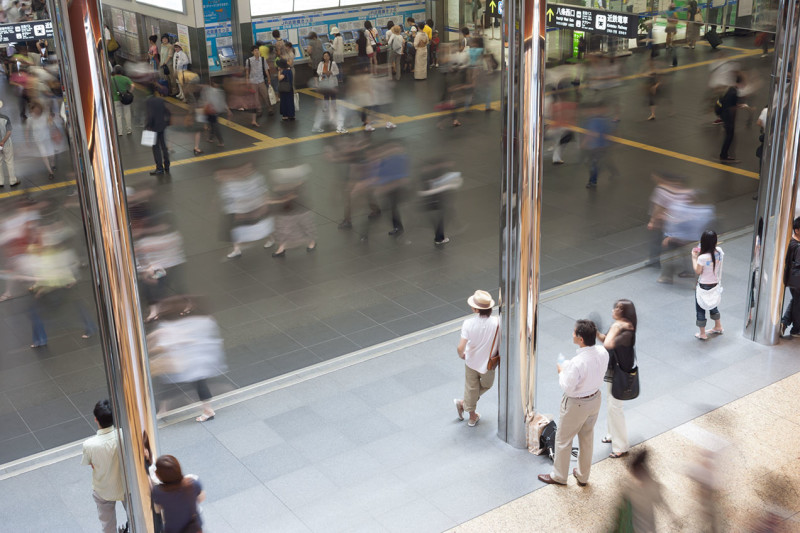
[454, 289, 500, 427]
[0, 100, 19, 188]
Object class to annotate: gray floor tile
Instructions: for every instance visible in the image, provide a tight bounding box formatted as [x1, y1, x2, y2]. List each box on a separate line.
[376, 497, 455, 533]
[268, 349, 324, 375]
[267, 465, 339, 509]
[0, 411, 30, 441]
[346, 325, 399, 348]
[18, 397, 84, 432]
[265, 406, 327, 439]
[33, 417, 95, 449]
[349, 376, 415, 407]
[0, 433, 43, 464]
[241, 442, 309, 482]
[215, 421, 286, 458]
[383, 314, 435, 337]
[309, 337, 361, 361]
[206, 485, 310, 533]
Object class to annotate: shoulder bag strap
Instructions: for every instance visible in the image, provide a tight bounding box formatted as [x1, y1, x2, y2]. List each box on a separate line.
[262, 56, 268, 79]
[112, 76, 121, 97]
[489, 324, 500, 356]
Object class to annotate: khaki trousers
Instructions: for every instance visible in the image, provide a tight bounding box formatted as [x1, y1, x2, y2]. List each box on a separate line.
[252, 81, 274, 115]
[463, 364, 495, 413]
[551, 391, 601, 484]
[93, 490, 126, 533]
[605, 382, 629, 454]
[0, 139, 16, 186]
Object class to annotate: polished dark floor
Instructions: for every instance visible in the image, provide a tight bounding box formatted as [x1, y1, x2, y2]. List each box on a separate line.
[0, 38, 766, 463]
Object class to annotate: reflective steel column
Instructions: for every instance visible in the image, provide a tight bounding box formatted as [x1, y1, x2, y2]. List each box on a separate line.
[48, 0, 158, 529]
[744, 0, 799, 345]
[498, 0, 545, 447]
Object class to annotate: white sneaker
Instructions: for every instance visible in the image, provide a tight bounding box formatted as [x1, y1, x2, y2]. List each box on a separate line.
[434, 237, 450, 245]
[226, 249, 242, 259]
[263, 238, 275, 248]
[385, 121, 396, 129]
[311, 128, 324, 133]
[364, 124, 376, 132]
[336, 127, 349, 134]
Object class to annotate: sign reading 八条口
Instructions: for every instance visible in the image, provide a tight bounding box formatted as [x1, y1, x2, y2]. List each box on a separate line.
[546, 4, 638, 38]
[0, 20, 53, 43]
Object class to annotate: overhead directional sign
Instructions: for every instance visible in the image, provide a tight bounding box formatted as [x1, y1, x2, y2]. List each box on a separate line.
[0, 20, 53, 43]
[487, 0, 501, 18]
[546, 4, 638, 38]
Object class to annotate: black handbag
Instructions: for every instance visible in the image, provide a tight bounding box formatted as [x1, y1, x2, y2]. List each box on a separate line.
[278, 79, 292, 93]
[611, 355, 640, 401]
[162, 63, 170, 76]
[113, 76, 133, 105]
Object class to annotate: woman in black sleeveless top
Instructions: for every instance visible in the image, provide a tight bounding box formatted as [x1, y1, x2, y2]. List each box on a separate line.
[596, 299, 637, 458]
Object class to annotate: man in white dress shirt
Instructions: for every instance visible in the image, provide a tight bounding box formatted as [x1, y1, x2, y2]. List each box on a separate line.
[82, 399, 126, 533]
[538, 319, 609, 486]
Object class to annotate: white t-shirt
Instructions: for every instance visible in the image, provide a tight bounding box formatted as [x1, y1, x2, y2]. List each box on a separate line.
[461, 315, 500, 374]
[697, 247, 723, 284]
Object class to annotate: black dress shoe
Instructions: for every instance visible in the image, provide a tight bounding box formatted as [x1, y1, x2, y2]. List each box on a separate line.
[150, 170, 164, 175]
[9, 181, 20, 187]
[164, 166, 170, 173]
[388, 227, 404, 236]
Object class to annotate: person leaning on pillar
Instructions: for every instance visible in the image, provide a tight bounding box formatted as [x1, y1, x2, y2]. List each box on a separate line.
[538, 320, 609, 487]
[781, 216, 800, 337]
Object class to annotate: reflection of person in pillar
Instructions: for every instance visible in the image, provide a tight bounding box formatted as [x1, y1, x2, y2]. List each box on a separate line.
[781, 217, 800, 338]
[82, 400, 127, 533]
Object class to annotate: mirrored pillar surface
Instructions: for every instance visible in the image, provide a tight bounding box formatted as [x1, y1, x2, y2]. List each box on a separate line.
[498, 0, 545, 447]
[49, 0, 158, 529]
[745, 0, 800, 345]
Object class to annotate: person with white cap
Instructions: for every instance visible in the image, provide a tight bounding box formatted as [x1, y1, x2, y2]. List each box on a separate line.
[0, 100, 19, 188]
[454, 290, 500, 427]
[331, 27, 344, 73]
[172, 43, 190, 101]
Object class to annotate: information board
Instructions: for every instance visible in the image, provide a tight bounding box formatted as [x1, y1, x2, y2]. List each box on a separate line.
[546, 4, 639, 37]
[253, 0, 425, 61]
[204, 0, 235, 73]
[0, 20, 53, 43]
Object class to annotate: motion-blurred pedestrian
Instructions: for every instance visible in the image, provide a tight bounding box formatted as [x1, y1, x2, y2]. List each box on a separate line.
[268, 165, 316, 257]
[145, 85, 171, 176]
[147, 296, 226, 422]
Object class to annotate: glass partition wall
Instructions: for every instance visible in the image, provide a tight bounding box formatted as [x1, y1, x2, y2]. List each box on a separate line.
[0, 0, 779, 465]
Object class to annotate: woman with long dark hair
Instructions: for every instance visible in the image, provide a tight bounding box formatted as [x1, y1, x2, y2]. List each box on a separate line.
[692, 230, 724, 339]
[152, 455, 205, 533]
[597, 299, 636, 458]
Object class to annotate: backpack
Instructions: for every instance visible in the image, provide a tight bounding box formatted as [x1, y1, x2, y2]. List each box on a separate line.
[539, 420, 558, 461]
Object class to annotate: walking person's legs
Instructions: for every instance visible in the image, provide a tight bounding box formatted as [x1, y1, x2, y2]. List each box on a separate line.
[113, 100, 125, 135]
[195, 378, 215, 422]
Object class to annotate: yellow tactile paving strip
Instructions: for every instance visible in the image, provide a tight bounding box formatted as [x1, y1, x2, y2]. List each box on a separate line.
[447, 372, 800, 532]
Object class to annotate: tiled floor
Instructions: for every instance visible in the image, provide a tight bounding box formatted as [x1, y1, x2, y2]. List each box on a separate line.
[0, 39, 769, 463]
[2, 231, 799, 532]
